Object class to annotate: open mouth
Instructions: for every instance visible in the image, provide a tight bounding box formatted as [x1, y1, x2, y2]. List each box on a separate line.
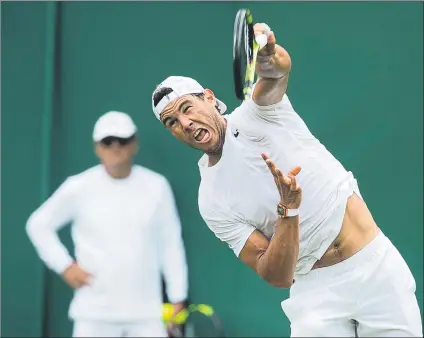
[193, 128, 211, 143]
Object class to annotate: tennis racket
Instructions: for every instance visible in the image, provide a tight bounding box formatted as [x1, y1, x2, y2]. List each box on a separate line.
[232, 8, 268, 101]
[162, 303, 225, 337]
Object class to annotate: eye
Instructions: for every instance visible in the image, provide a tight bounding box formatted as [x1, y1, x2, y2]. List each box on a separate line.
[183, 105, 192, 113]
[168, 119, 177, 128]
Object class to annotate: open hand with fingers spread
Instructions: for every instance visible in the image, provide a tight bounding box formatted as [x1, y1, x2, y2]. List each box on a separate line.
[261, 153, 302, 210]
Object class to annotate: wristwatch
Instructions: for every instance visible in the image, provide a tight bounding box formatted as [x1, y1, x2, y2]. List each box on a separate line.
[277, 203, 299, 218]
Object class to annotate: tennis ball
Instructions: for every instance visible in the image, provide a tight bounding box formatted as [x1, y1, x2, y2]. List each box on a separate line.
[162, 303, 174, 323]
[173, 308, 189, 324]
[162, 303, 189, 324]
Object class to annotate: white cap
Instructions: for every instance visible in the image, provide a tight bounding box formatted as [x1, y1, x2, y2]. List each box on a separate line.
[92, 111, 137, 142]
[152, 76, 227, 120]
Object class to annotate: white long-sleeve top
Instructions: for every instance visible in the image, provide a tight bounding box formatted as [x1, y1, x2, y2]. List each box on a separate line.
[26, 164, 188, 321]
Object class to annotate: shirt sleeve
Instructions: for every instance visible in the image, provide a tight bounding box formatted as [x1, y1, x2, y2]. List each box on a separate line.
[25, 177, 77, 274]
[237, 90, 315, 141]
[157, 178, 189, 304]
[201, 208, 256, 258]
[245, 83, 296, 120]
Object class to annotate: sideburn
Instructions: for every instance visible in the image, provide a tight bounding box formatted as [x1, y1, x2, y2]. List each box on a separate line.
[206, 113, 226, 156]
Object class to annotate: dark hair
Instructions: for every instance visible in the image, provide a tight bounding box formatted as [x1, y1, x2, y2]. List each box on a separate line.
[152, 86, 221, 113]
[153, 87, 174, 107]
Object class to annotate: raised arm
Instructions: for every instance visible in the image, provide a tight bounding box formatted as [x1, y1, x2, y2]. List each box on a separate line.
[252, 23, 292, 106]
[240, 153, 302, 288]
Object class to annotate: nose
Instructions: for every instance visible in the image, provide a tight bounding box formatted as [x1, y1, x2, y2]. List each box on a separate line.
[179, 115, 193, 132]
[110, 141, 123, 150]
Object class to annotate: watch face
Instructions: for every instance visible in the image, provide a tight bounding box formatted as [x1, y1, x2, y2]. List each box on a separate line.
[277, 204, 287, 217]
[277, 204, 299, 218]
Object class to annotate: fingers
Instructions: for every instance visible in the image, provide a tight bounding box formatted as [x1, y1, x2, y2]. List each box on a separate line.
[262, 153, 277, 176]
[288, 174, 301, 191]
[254, 23, 276, 56]
[254, 23, 271, 36]
[265, 159, 288, 186]
[289, 166, 302, 177]
[265, 31, 276, 55]
[262, 154, 301, 179]
[81, 271, 94, 285]
[261, 152, 269, 161]
[63, 263, 94, 289]
[74, 272, 93, 289]
[276, 167, 291, 186]
[254, 23, 275, 53]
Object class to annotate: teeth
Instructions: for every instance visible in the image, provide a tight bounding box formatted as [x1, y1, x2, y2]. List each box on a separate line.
[194, 129, 201, 138]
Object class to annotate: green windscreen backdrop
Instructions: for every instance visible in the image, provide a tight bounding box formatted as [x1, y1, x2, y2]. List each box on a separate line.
[2, 2, 422, 337]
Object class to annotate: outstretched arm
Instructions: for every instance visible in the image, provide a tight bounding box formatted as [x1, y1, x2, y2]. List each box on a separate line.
[252, 24, 292, 106]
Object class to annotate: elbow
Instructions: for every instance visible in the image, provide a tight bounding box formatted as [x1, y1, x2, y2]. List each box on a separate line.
[268, 278, 293, 289]
[264, 275, 293, 289]
[259, 270, 294, 289]
[26, 217, 35, 237]
[25, 213, 43, 240]
[256, 257, 295, 289]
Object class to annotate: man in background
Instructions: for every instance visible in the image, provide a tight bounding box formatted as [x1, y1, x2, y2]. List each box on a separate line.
[26, 111, 188, 337]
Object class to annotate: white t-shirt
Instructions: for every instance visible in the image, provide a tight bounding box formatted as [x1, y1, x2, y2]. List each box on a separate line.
[198, 94, 361, 276]
[26, 165, 188, 321]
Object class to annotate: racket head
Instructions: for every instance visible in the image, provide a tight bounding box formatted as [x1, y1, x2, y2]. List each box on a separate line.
[233, 8, 255, 101]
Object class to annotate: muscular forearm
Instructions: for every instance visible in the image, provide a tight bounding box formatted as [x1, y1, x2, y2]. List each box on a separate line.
[256, 216, 299, 288]
[253, 45, 291, 105]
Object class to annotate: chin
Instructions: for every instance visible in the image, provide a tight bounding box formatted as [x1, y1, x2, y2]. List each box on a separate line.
[106, 161, 127, 168]
[204, 142, 221, 155]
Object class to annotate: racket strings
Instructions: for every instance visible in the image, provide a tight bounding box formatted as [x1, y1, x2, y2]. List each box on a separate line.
[233, 8, 257, 101]
[247, 22, 254, 63]
[185, 312, 224, 337]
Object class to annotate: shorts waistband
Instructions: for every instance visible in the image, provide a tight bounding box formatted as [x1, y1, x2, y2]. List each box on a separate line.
[294, 230, 391, 283]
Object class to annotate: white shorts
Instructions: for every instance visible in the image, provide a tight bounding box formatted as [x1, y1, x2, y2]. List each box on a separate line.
[72, 318, 167, 337]
[281, 231, 423, 337]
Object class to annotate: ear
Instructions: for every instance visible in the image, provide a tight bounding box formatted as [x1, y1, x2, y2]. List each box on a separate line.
[203, 89, 216, 106]
[132, 142, 139, 156]
[94, 143, 101, 158]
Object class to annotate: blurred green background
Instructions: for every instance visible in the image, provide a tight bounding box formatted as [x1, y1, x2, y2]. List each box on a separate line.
[1, 1, 422, 337]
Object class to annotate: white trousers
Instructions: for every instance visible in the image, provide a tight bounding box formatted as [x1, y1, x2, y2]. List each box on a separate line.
[281, 231, 423, 337]
[72, 318, 168, 337]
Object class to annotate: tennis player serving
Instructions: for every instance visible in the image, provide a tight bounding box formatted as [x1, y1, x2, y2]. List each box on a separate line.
[151, 16, 422, 337]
